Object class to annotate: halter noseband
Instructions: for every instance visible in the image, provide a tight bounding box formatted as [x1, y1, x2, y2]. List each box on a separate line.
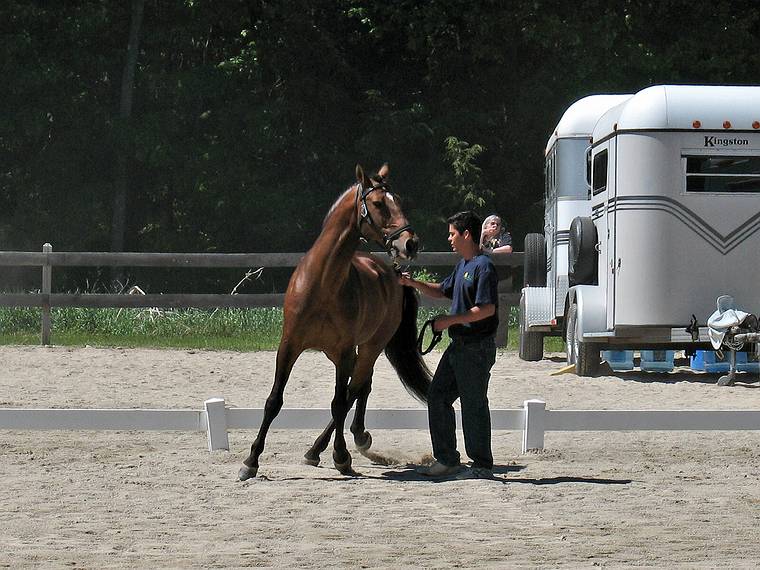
[355, 182, 413, 251]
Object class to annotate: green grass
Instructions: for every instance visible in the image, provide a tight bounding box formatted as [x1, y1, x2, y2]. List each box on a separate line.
[0, 306, 566, 352]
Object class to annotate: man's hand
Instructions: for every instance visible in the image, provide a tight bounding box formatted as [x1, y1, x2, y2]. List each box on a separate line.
[398, 273, 446, 299]
[397, 271, 413, 286]
[432, 315, 454, 332]
[433, 304, 496, 332]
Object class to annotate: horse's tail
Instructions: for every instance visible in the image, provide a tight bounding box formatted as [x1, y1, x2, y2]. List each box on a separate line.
[384, 285, 432, 403]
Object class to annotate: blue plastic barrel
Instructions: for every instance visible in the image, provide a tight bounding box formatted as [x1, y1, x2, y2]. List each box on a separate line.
[602, 350, 634, 371]
[691, 350, 749, 373]
[640, 350, 675, 372]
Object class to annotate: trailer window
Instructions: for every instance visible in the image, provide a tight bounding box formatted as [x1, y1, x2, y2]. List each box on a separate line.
[685, 155, 760, 193]
[592, 150, 608, 195]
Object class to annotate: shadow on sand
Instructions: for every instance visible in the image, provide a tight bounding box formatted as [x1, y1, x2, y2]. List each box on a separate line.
[547, 355, 760, 387]
[379, 464, 632, 486]
[246, 463, 633, 485]
[595, 367, 760, 387]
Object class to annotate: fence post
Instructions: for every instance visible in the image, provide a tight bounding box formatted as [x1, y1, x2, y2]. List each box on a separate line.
[522, 399, 546, 453]
[204, 397, 229, 451]
[41, 243, 53, 345]
[495, 295, 510, 347]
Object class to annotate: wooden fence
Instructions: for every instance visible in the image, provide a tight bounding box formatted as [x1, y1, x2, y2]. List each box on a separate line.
[0, 244, 523, 346]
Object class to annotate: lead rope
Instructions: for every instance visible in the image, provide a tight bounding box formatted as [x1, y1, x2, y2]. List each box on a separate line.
[417, 317, 444, 355]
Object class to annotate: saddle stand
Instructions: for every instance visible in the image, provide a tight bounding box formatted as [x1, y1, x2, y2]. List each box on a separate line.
[707, 295, 760, 386]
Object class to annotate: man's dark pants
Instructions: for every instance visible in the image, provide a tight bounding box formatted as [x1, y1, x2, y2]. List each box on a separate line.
[427, 336, 496, 470]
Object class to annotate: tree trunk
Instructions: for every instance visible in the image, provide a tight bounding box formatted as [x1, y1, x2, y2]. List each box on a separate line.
[111, 0, 144, 254]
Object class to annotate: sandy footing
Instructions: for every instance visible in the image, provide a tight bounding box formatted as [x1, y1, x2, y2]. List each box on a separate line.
[2, 346, 760, 568]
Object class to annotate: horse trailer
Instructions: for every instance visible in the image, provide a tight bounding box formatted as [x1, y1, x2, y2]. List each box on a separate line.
[519, 85, 760, 376]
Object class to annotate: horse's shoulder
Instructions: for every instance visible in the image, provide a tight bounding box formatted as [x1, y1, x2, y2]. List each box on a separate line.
[352, 252, 392, 274]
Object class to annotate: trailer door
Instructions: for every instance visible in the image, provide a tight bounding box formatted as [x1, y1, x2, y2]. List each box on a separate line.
[545, 147, 557, 293]
[605, 138, 618, 330]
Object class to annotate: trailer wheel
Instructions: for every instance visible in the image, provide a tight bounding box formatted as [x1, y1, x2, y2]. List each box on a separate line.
[566, 303, 599, 377]
[524, 233, 547, 287]
[519, 293, 544, 361]
[568, 217, 597, 286]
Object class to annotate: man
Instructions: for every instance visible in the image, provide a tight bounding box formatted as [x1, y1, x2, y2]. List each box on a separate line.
[399, 211, 499, 479]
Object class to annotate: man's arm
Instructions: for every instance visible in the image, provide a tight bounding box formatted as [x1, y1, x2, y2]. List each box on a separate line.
[433, 304, 496, 332]
[398, 274, 447, 299]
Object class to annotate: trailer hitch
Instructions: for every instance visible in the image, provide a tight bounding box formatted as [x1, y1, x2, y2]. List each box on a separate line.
[685, 314, 700, 342]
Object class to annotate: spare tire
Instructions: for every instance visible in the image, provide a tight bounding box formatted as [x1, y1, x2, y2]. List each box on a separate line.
[568, 217, 597, 286]
[523, 233, 547, 287]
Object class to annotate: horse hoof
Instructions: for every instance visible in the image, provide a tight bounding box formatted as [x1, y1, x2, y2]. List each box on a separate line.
[238, 465, 258, 481]
[333, 456, 353, 475]
[355, 432, 372, 451]
[303, 454, 320, 467]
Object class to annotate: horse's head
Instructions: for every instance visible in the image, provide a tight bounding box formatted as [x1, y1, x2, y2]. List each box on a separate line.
[355, 164, 419, 261]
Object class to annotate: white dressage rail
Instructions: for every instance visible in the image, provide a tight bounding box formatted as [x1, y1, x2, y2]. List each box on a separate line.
[3, 398, 760, 453]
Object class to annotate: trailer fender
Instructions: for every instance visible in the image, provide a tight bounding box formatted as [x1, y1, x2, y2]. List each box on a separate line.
[567, 285, 606, 340]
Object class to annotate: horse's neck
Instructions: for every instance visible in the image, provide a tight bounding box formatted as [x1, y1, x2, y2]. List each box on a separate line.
[308, 191, 360, 285]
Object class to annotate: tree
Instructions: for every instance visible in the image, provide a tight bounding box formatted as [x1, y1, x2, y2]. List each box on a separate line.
[111, 0, 144, 254]
[3, 0, 760, 291]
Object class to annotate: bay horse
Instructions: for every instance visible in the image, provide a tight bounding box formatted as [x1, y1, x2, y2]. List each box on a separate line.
[238, 164, 431, 481]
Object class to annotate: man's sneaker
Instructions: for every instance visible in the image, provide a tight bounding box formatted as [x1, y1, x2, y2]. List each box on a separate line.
[415, 461, 463, 477]
[455, 467, 494, 480]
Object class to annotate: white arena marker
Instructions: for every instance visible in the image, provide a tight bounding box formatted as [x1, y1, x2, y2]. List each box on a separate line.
[204, 397, 229, 451]
[523, 399, 546, 453]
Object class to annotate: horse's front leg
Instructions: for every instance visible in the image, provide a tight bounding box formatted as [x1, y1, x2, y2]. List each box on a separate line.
[304, 348, 377, 465]
[348, 345, 385, 453]
[303, 382, 368, 466]
[238, 340, 300, 481]
[330, 349, 357, 475]
[350, 379, 373, 453]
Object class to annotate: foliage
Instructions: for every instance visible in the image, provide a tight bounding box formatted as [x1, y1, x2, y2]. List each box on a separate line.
[0, 306, 548, 351]
[442, 136, 492, 210]
[2, 1, 760, 291]
[410, 268, 440, 283]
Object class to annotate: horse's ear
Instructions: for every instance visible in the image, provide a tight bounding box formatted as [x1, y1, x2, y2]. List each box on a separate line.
[378, 163, 389, 180]
[356, 164, 369, 185]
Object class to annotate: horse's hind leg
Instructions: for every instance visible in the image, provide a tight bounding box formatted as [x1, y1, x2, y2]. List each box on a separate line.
[238, 341, 300, 481]
[304, 418, 335, 466]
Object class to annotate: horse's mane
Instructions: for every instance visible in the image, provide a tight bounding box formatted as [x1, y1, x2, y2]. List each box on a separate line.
[322, 186, 355, 228]
[322, 174, 385, 228]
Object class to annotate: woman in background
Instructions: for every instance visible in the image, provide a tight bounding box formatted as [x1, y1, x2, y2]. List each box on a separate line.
[480, 214, 512, 254]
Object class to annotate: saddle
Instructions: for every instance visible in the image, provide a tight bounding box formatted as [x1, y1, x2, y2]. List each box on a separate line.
[706, 295, 760, 386]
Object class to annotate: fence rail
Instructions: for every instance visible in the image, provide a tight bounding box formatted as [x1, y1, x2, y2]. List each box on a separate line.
[0, 245, 523, 345]
[0, 250, 524, 268]
[3, 398, 760, 456]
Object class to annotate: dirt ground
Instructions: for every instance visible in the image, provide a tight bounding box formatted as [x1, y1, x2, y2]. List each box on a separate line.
[2, 346, 760, 568]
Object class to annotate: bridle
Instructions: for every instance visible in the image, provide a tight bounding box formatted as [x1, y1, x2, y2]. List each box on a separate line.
[355, 181, 414, 252]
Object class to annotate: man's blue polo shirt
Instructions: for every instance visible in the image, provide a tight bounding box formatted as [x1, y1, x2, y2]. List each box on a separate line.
[439, 253, 499, 339]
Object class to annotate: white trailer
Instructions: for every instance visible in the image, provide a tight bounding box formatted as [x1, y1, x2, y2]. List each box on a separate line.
[519, 93, 632, 359]
[520, 85, 760, 376]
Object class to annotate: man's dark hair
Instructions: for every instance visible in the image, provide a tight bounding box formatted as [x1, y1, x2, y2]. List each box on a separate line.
[447, 211, 482, 244]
